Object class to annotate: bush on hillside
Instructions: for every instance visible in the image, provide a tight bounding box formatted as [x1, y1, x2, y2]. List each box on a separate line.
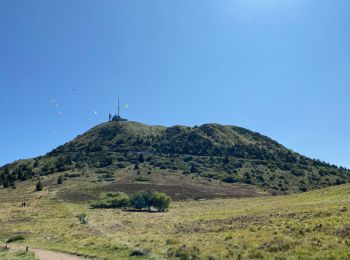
[222, 176, 238, 183]
[129, 191, 172, 211]
[2, 178, 10, 188]
[151, 192, 171, 212]
[299, 185, 307, 192]
[91, 192, 130, 209]
[6, 235, 25, 243]
[130, 192, 147, 210]
[35, 181, 43, 191]
[91, 191, 171, 212]
[57, 176, 63, 184]
[76, 213, 88, 224]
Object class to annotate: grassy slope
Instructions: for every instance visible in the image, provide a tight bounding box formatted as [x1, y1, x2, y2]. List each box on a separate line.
[0, 247, 36, 260]
[1, 173, 350, 260]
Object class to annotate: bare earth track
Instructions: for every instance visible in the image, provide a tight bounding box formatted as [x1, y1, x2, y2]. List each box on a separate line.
[7, 243, 86, 260]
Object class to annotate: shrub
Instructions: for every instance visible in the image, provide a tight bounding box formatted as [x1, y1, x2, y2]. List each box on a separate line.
[108, 192, 130, 208]
[138, 153, 145, 163]
[57, 176, 63, 184]
[183, 156, 193, 162]
[167, 245, 201, 260]
[152, 192, 171, 212]
[291, 168, 305, 177]
[222, 176, 238, 183]
[222, 156, 230, 164]
[3, 178, 9, 188]
[116, 163, 126, 169]
[64, 173, 81, 178]
[130, 192, 147, 210]
[190, 165, 199, 173]
[91, 192, 130, 209]
[130, 191, 171, 212]
[76, 213, 88, 224]
[130, 248, 150, 257]
[35, 181, 43, 191]
[299, 186, 307, 192]
[6, 235, 25, 243]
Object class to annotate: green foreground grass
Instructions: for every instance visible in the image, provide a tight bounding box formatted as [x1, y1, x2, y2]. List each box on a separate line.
[0, 180, 350, 259]
[0, 247, 36, 260]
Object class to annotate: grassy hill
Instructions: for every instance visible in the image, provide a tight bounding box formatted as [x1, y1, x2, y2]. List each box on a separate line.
[1, 121, 350, 259]
[1, 121, 349, 196]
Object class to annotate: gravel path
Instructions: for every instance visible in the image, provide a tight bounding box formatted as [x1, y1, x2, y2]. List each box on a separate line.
[7, 244, 87, 260]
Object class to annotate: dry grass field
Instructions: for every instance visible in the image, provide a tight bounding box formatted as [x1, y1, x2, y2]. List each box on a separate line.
[1, 171, 350, 259]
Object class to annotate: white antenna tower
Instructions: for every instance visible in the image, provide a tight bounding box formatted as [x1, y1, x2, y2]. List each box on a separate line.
[117, 96, 120, 117]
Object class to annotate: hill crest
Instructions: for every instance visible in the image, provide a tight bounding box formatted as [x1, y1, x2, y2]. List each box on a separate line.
[1, 120, 349, 196]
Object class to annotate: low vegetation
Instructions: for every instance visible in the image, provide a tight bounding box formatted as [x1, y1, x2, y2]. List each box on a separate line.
[0, 247, 36, 260]
[6, 235, 25, 243]
[76, 213, 88, 224]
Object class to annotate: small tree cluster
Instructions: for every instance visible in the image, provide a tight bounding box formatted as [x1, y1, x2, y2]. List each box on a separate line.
[130, 191, 171, 212]
[91, 191, 171, 212]
[91, 192, 130, 209]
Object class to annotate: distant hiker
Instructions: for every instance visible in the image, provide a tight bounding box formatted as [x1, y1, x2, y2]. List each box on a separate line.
[26, 246, 29, 252]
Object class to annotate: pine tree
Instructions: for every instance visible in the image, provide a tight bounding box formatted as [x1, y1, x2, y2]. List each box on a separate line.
[17, 169, 23, 181]
[3, 177, 9, 188]
[4, 167, 10, 176]
[138, 153, 145, 163]
[21, 173, 28, 181]
[36, 181, 43, 191]
[57, 176, 63, 185]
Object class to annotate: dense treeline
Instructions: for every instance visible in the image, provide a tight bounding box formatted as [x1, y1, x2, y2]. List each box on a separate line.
[0, 164, 34, 188]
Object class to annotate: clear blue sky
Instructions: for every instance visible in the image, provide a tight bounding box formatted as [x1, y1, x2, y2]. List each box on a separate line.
[1, 0, 349, 168]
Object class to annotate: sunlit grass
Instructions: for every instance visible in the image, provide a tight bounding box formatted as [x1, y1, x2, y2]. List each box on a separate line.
[1, 179, 350, 259]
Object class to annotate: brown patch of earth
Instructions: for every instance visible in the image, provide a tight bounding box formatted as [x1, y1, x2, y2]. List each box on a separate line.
[57, 181, 264, 203]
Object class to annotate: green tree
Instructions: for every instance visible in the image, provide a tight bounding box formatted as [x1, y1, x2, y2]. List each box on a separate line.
[36, 180, 43, 191]
[91, 192, 130, 209]
[21, 172, 28, 181]
[222, 156, 230, 164]
[4, 167, 10, 175]
[152, 192, 171, 212]
[142, 191, 154, 211]
[3, 177, 9, 188]
[190, 165, 198, 173]
[130, 192, 146, 210]
[138, 153, 145, 163]
[109, 192, 130, 208]
[57, 176, 63, 184]
[17, 169, 23, 181]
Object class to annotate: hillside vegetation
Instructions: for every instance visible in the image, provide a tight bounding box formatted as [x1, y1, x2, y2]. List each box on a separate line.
[1, 121, 349, 195]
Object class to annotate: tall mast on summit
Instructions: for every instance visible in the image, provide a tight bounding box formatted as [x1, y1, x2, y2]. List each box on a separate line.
[117, 96, 120, 117]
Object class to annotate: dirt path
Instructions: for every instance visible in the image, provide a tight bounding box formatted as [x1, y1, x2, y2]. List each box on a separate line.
[6, 243, 87, 260]
[30, 189, 50, 210]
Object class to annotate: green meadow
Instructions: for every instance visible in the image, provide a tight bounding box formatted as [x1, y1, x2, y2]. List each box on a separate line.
[1, 174, 350, 259]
